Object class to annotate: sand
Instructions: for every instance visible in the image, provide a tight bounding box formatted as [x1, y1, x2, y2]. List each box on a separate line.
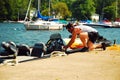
[0, 49, 120, 80]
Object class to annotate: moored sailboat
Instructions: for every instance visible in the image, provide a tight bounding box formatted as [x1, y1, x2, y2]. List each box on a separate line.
[24, 0, 63, 30]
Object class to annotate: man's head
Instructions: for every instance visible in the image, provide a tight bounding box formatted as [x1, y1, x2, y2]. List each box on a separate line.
[66, 23, 74, 33]
[66, 23, 73, 29]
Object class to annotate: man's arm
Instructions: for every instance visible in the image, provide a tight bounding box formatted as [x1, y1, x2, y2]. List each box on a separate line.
[64, 29, 77, 50]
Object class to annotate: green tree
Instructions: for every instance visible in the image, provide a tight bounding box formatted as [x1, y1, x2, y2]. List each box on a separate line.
[71, 0, 95, 20]
[40, 1, 71, 19]
[103, 6, 116, 20]
[16, 0, 30, 20]
[0, 0, 119, 21]
[0, 1, 8, 20]
[52, 2, 71, 19]
[0, 0, 29, 21]
[93, 0, 120, 21]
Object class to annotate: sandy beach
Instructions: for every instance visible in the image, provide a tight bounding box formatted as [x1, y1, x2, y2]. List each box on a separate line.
[0, 49, 120, 80]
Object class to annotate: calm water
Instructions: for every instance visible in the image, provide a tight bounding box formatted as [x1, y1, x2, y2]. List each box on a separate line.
[0, 23, 120, 47]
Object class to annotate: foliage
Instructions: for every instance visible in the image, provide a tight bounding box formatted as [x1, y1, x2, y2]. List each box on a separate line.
[103, 6, 116, 20]
[52, 2, 71, 19]
[0, 0, 30, 21]
[0, 0, 7, 21]
[0, 0, 119, 21]
[71, 0, 95, 20]
[93, 0, 120, 21]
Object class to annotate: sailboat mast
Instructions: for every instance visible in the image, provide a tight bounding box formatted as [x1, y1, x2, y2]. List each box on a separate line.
[38, 0, 41, 11]
[24, 0, 32, 21]
[49, 0, 51, 17]
[115, 0, 118, 18]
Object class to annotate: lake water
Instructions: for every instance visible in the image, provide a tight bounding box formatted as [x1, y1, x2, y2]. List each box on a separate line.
[0, 22, 120, 47]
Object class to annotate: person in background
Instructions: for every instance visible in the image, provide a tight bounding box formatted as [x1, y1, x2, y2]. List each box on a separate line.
[63, 22, 106, 51]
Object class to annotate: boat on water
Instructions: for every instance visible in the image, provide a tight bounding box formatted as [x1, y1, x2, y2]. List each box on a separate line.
[24, 19, 63, 30]
[104, 25, 120, 28]
[24, 0, 64, 30]
[82, 21, 120, 28]
[82, 22, 110, 28]
[101, 21, 120, 28]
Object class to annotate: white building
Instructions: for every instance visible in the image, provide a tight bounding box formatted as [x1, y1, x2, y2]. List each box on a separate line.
[91, 14, 99, 22]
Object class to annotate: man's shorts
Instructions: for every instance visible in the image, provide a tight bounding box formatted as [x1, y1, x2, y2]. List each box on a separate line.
[88, 32, 99, 43]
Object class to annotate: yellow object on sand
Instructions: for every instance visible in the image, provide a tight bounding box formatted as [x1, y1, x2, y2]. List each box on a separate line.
[107, 44, 120, 51]
[63, 38, 83, 49]
[64, 38, 120, 51]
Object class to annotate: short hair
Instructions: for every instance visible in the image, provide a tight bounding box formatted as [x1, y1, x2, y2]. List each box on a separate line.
[65, 23, 73, 29]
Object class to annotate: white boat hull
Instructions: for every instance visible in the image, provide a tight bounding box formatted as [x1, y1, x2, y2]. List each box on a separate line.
[24, 20, 63, 30]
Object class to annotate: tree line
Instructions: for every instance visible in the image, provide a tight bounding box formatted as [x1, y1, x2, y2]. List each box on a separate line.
[0, 0, 119, 21]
